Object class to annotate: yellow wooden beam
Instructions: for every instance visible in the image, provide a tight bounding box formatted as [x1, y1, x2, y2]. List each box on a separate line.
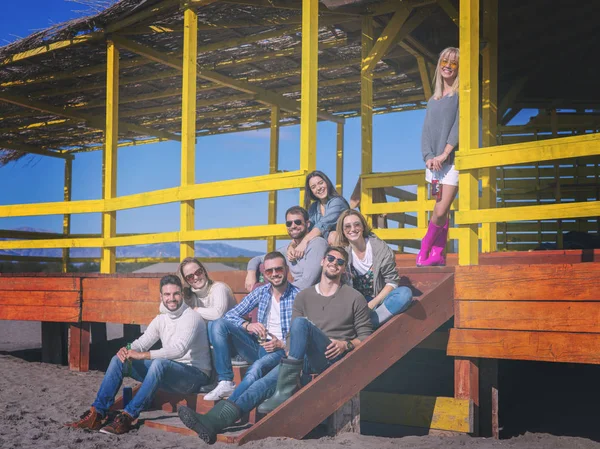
[0, 140, 72, 159]
[299, 0, 320, 176]
[111, 35, 343, 124]
[360, 15, 374, 227]
[336, 123, 344, 194]
[361, 392, 473, 433]
[458, 201, 600, 225]
[456, 133, 600, 170]
[62, 158, 72, 273]
[361, 16, 374, 185]
[180, 6, 199, 260]
[417, 55, 432, 99]
[101, 40, 119, 274]
[0, 93, 181, 142]
[267, 106, 280, 252]
[1, 32, 103, 67]
[220, 0, 359, 15]
[362, 6, 412, 74]
[105, 0, 183, 33]
[458, 0, 480, 266]
[480, 0, 498, 253]
[0, 171, 306, 218]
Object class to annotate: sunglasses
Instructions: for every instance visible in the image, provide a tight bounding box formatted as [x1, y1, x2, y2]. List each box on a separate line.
[264, 266, 285, 275]
[326, 254, 346, 266]
[286, 219, 304, 227]
[343, 222, 363, 231]
[184, 268, 204, 282]
[441, 59, 457, 70]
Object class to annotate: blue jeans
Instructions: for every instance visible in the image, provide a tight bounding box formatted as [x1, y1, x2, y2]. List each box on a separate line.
[370, 286, 413, 328]
[230, 363, 281, 414]
[228, 349, 285, 413]
[92, 355, 210, 419]
[210, 318, 265, 382]
[288, 317, 345, 379]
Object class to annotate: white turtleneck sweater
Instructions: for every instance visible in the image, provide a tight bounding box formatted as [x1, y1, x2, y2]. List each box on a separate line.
[189, 281, 237, 321]
[130, 302, 211, 377]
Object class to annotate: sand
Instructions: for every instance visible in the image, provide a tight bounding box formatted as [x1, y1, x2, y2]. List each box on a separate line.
[1, 352, 599, 449]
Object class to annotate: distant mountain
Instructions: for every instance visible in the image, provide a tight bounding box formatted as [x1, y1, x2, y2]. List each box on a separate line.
[0, 227, 262, 259]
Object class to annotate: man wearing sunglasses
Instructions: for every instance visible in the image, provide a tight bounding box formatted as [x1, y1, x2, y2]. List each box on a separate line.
[178, 247, 372, 443]
[257, 246, 372, 413]
[245, 206, 327, 292]
[66, 275, 211, 435]
[202, 252, 299, 402]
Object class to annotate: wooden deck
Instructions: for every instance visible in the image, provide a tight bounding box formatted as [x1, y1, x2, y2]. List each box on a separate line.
[2, 250, 600, 440]
[448, 262, 600, 364]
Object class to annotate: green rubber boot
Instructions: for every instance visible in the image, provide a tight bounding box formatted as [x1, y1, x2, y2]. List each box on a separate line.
[178, 399, 241, 445]
[257, 358, 303, 414]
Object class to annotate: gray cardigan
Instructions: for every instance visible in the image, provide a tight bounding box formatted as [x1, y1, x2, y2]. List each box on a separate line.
[345, 234, 400, 297]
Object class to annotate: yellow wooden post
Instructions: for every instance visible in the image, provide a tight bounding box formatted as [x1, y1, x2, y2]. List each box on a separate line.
[336, 122, 344, 194]
[480, 0, 497, 253]
[101, 40, 119, 274]
[298, 0, 319, 206]
[360, 16, 374, 226]
[180, 6, 198, 260]
[61, 158, 72, 273]
[267, 106, 280, 253]
[417, 55, 432, 100]
[458, 0, 480, 266]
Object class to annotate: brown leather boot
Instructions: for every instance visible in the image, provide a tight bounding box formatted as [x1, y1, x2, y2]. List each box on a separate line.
[65, 406, 104, 431]
[99, 412, 134, 435]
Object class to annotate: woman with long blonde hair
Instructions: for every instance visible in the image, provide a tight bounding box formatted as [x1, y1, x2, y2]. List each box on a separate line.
[417, 47, 459, 267]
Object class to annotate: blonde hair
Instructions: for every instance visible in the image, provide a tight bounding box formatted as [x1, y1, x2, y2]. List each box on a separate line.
[335, 209, 372, 247]
[432, 47, 459, 100]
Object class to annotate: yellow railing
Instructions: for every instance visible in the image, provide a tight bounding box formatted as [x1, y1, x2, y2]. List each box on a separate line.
[360, 169, 461, 248]
[0, 170, 306, 251]
[455, 133, 600, 226]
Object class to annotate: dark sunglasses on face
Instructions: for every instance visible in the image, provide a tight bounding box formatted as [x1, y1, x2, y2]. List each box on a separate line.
[286, 219, 304, 227]
[265, 266, 285, 275]
[326, 254, 346, 266]
[184, 268, 204, 282]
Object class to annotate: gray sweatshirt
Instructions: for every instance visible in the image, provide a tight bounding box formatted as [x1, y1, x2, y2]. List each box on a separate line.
[247, 237, 328, 290]
[130, 302, 211, 377]
[291, 284, 372, 343]
[421, 94, 459, 165]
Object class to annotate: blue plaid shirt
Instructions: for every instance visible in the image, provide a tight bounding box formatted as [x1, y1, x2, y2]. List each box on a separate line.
[224, 282, 299, 345]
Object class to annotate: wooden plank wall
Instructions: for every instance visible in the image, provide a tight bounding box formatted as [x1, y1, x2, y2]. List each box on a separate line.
[448, 263, 600, 364]
[0, 276, 81, 322]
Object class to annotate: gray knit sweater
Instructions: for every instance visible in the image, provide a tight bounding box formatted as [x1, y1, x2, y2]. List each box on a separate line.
[421, 94, 459, 165]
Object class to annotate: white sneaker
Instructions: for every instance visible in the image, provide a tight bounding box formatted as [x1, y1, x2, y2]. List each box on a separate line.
[203, 380, 236, 401]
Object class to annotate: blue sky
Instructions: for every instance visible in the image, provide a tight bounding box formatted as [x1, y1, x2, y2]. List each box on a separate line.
[0, 0, 431, 252]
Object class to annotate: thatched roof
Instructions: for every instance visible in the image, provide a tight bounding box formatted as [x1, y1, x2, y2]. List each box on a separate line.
[0, 0, 455, 164]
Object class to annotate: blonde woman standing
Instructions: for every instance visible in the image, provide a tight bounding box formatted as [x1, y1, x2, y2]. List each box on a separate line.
[417, 47, 460, 267]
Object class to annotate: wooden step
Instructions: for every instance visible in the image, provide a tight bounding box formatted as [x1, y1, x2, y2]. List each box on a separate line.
[142, 409, 255, 442]
[234, 270, 455, 444]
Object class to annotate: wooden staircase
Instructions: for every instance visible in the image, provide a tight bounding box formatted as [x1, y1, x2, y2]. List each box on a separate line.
[143, 268, 455, 443]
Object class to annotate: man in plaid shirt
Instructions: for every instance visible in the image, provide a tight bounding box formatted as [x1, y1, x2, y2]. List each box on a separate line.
[201, 251, 299, 402]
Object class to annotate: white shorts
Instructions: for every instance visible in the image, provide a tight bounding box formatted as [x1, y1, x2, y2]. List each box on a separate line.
[426, 164, 459, 186]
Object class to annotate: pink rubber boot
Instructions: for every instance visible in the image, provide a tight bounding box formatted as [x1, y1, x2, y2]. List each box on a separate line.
[416, 220, 442, 267]
[422, 219, 449, 266]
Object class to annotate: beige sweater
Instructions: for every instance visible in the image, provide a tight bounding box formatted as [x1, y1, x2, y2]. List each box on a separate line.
[190, 281, 236, 321]
[130, 303, 212, 376]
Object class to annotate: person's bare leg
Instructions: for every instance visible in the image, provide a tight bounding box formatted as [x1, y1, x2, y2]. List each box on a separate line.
[431, 184, 457, 226]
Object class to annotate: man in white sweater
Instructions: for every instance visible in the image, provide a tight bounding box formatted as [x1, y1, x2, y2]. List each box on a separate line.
[66, 275, 211, 435]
